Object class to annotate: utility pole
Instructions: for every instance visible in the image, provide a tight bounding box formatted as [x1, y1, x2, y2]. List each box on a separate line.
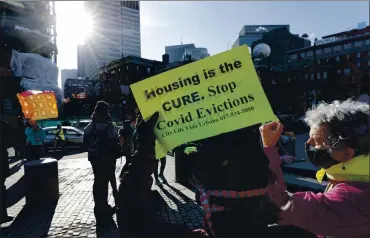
[313, 42, 317, 82]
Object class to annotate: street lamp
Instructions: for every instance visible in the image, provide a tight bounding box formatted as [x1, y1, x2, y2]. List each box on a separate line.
[253, 43, 271, 65]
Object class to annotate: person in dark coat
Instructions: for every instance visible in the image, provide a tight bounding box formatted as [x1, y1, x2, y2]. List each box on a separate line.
[83, 101, 120, 227]
[0, 120, 14, 224]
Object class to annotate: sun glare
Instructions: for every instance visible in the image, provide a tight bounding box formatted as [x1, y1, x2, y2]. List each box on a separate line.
[80, 12, 93, 41]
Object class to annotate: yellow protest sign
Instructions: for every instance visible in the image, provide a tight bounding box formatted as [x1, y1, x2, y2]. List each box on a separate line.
[17, 90, 58, 120]
[131, 45, 277, 158]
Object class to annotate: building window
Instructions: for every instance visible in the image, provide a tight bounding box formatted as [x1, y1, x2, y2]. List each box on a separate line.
[344, 68, 351, 75]
[343, 43, 351, 49]
[317, 72, 321, 79]
[366, 39, 370, 45]
[288, 77, 291, 82]
[346, 54, 350, 60]
[334, 45, 341, 51]
[300, 52, 305, 58]
[324, 47, 332, 53]
[317, 59, 320, 64]
[337, 69, 341, 74]
[357, 62, 361, 68]
[311, 73, 314, 80]
[357, 52, 361, 58]
[336, 56, 340, 62]
[368, 60, 370, 66]
[354, 41, 363, 47]
[323, 72, 328, 79]
[307, 51, 313, 57]
[291, 54, 297, 60]
[316, 49, 322, 55]
[305, 74, 308, 79]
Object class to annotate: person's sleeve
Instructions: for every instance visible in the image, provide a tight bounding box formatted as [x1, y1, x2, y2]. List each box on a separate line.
[263, 147, 287, 192]
[277, 187, 368, 236]
[82, 124, 92, 150]
[41, 129, 46, 140]
[264, 146, 368, 236]
[25, 127, 33, 136]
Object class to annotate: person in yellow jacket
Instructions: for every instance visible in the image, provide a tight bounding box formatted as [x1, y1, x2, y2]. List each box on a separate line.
[54, 123, 66, 153]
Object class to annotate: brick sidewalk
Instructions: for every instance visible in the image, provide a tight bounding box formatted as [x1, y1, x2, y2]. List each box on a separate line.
[0, 154, 203, 238]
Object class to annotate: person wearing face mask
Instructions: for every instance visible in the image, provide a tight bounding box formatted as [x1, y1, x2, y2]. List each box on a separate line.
[261, 99, 370, 238]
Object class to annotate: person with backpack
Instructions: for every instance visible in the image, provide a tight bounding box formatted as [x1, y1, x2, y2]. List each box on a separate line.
[83, 101, 120, 226]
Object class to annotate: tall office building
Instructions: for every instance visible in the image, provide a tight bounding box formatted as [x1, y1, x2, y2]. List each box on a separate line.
[165, 44, 210, 63]
[232, 25, 290, 48]
[77, 44, 86, 77]
[84, 1, 141, 81]
[61, 69, 77, 91]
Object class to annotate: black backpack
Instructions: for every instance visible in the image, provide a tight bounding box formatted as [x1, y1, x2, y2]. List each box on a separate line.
[88, 122, 122, 160]
[88, 122, 111, 160]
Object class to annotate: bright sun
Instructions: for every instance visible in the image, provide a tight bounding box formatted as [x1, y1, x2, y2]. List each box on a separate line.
[80, 12, 93, 41]
[56, 2, 93, 45]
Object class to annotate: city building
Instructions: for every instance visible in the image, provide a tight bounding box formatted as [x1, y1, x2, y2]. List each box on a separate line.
[99, 54, 194, 115]
[84, 1, 141, 81]
[266, 24, 370, 115]
[63, 78, 95, 99]
[182, 47, 210, 61]
[77, 45, 87, 77]
[165, 44, 209, 63]
[281, 25, 370, 80]
[232, 25, 290, 49]
[61, 69, 77, 91]
[251, 27, 311, 67]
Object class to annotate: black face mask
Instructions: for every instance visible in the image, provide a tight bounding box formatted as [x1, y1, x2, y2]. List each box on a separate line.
[304, 144, 340, 169]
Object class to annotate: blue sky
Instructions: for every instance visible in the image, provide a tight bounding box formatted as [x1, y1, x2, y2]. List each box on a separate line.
[56, 1, 369, 74]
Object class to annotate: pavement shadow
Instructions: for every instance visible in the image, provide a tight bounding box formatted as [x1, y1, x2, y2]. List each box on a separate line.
[8, 161, 24, 177]
[164, 183, 194, 203]
[144, 190, 201, 237]
[0, 203, 57, 237]
[96, 218, 120, 238]
[6, 175, 25, 208]
[47, 149, 84, 161]
[158, 184, 203, 229]
[8, 156, 24, 165]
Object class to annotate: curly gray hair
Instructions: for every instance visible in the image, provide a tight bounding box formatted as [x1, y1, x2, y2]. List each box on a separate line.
[304, 99, 370, 154]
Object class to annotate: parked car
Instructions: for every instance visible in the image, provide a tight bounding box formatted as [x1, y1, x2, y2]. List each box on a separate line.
[72, 120, 92, 131]
[43, 126, 84, 152]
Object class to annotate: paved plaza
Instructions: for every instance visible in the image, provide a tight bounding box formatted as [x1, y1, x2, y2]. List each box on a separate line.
[0, 151, 204, 238]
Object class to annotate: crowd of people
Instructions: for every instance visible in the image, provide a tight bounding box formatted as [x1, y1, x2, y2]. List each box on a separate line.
[78, 97, 369, 237]
[1, 96, 369, 238]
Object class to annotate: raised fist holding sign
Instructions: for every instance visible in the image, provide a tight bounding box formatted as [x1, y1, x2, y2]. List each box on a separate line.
[259, 121, 284, 147]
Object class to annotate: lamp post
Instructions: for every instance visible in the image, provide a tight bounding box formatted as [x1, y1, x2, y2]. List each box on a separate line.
[252, 43, 272, 83]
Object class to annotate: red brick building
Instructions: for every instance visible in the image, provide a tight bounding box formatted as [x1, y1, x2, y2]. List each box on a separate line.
[269, 26, 370, 115]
